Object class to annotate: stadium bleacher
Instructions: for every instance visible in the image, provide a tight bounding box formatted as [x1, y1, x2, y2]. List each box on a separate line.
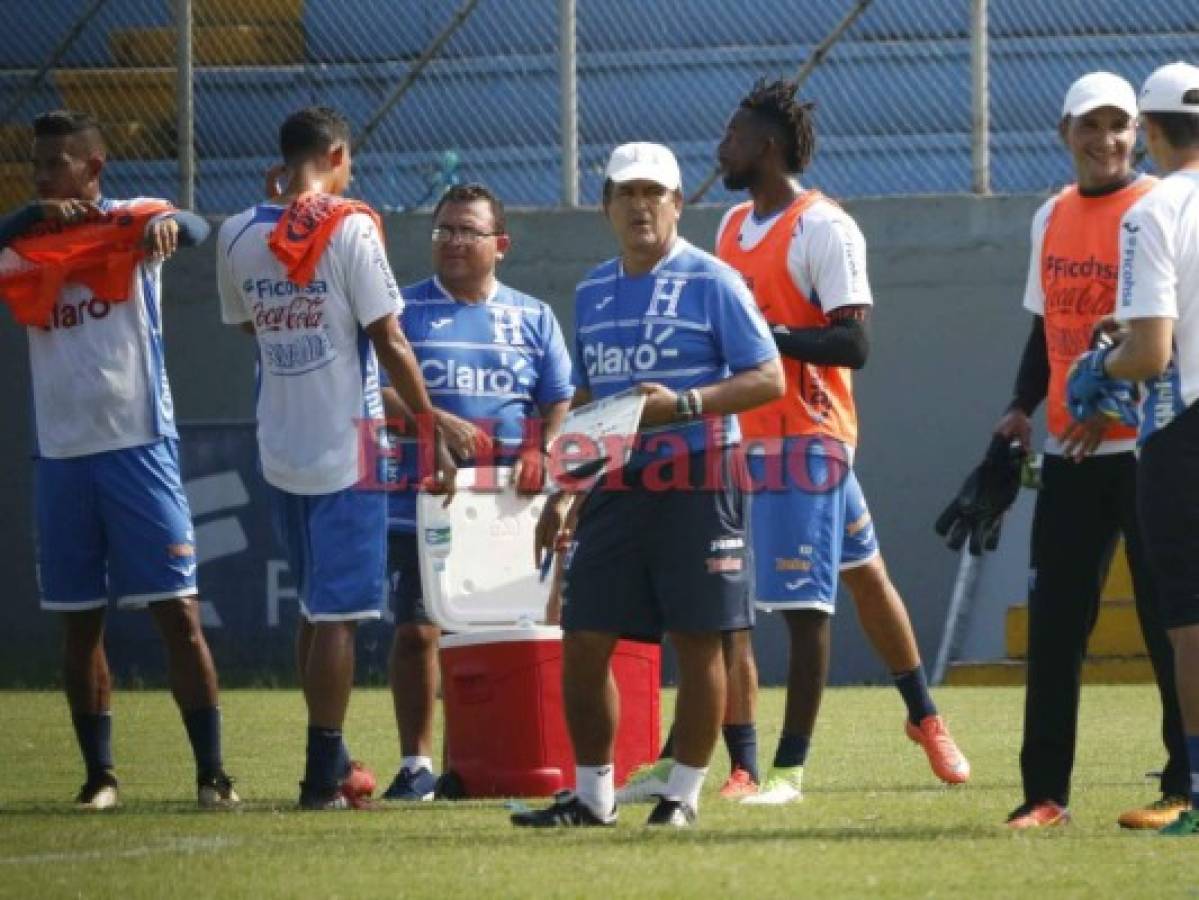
[0, 0, 1194, 210]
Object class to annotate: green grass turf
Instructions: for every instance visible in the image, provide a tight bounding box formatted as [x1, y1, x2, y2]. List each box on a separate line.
[0, 685, 1193, 898]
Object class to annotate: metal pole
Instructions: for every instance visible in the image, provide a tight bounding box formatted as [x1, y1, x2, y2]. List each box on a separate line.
[932, 548, 983, 685]
[559, 0, 578, 207]
[176, 0, 195, 209]
[971, 0, 990, 195]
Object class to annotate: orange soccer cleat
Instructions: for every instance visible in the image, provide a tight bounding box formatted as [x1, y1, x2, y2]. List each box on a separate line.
[718, 767, 759, 800]
[1006, 800, 1071, 830]
[905, 715, 970, 785]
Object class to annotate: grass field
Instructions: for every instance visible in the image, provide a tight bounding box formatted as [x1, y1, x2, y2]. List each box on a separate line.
[0, 685, 1193, 899]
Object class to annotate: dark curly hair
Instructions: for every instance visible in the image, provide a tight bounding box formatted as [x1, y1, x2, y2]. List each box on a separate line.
[739, 78, 816, 174]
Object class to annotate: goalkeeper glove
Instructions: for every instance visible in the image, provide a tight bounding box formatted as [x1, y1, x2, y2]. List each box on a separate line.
[935, 434, 1025, 555]
[1066, 347, 1138, 427]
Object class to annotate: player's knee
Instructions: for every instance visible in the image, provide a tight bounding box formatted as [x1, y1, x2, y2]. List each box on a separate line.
[151, 597, 205, 647]
[393, 623, 437, 659]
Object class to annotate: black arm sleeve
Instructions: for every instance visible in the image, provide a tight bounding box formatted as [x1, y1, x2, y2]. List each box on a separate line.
[1008, 315, 1049, 416]
[0, 204, 43, 250]
[769, 315, 870, 370]
[167, 210, 211, 248]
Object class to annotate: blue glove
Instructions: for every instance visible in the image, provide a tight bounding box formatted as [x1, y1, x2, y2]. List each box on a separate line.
[1066, 347, 1139, 427]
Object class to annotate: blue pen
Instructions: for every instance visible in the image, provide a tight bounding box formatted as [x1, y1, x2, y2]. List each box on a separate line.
[539, 551, 554, 583]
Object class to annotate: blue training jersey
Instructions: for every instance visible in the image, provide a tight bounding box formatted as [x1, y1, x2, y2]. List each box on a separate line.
[573, 238, 777, 468]
[384, 276, 574, 531]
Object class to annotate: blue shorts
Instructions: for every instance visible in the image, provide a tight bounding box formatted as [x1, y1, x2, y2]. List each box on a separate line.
[269, 483, 387, 622]
[35, 440, 198, 611]
[747, 437, 879, 614]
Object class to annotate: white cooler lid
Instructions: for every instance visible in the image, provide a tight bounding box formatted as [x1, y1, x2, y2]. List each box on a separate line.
[417, 466, 553, 632]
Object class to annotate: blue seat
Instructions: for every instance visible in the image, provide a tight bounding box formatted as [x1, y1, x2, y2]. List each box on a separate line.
[0, 0, 169, 69]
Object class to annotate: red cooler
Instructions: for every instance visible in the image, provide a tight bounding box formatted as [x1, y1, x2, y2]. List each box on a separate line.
[440, 629, 660, 797]
[418, 468, 662, 798]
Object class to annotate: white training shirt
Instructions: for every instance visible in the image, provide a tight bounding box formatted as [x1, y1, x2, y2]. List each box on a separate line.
[4, 197, 177, 459]
[1115, 169, 1199, 430]
[714, 190, 874, 314]
[216, 205, 402, 495]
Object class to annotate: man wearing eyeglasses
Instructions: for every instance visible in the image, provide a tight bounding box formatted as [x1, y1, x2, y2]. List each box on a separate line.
[379, 183, 574, 801]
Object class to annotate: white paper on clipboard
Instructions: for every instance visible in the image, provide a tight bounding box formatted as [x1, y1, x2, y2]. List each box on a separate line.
[554, 387, 646, 474]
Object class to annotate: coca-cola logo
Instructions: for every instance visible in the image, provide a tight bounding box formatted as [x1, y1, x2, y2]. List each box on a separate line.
[252, 296, 327, 331]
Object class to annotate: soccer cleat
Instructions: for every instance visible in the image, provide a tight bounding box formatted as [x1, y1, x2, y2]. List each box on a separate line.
[382, 766, 437, 802]
[905, 715, 970, 784]
[615, 758, 673, 804]
[1118, 795, 1190, 830]
[340, 760, 377, 807]
[1158, 809, 1199, 836]
[1005, 800, 1070, 829]
[646, 797, 697, 827]
[718, 767, 759, 800]
[740, 766, 803, 805]
[510, 790, 616, 828]
[298, 782, 352, 811]
[75, 771, 119, 811]
[197, 771, 241, 809]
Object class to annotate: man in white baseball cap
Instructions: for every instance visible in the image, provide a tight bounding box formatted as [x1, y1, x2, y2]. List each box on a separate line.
[511, 138, 784, 829]
[1071, 59, 1199, 836]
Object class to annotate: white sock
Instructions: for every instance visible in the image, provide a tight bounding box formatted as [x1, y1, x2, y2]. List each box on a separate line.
[402, 755, 433, 774]
[575, 764, 615, 817]
[664, 762, 708, 811]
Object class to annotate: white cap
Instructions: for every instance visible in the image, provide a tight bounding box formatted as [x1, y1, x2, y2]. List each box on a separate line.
[1139, 62, 1199, 116]
[604, 142, 682, 191]
[1061, 72, 1138, 119]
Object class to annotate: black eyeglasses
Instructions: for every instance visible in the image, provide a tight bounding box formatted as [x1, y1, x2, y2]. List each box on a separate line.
[431, 226, 503, 245]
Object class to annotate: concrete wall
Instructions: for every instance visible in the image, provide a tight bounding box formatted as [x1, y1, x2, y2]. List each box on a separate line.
[0, 193, 1048, 685]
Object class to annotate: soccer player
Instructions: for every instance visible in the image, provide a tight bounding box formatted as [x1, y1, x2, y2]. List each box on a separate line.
[379, 183, 573, 801]
[966, 72, 1187, 831]
[216, 106, 452, 810]
[712, 79, 969, 805]
[1084, 61, 1199, 837]
[511, 142, 784, 828]
[0, 110, 237, 810]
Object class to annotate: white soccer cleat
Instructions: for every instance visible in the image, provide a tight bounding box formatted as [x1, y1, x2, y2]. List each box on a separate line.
[740, 766, 803, 805]
[76, 772, 120, 811]
[615, 758, 673, 804]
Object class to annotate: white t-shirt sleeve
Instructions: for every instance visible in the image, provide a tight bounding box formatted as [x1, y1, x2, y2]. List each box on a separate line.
[1022, 198, 1055, 316]
[1116, 196, 1178, 321]
[216, 218, 251, 325]
[335, 212, 405, 327]
[790, 211, 873, 312]
[714, 206, 738, 253]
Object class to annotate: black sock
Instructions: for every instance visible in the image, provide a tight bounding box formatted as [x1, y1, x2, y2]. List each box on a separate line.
[893, 665, 937, 725]
[722, 723, 758, 782]
[659, 727, 675, 761]
[773, 731, 810, 769]
[183, 707, 223, 781]
[72, 711, 114, 778]
[305, 726, 344, 793]
[337, 737, 351, 781]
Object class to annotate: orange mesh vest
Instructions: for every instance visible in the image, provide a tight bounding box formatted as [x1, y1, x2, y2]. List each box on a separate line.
[0, 200, 171, 327]
[718, 193, 858, 446]
[1040, 179, 1154, 441]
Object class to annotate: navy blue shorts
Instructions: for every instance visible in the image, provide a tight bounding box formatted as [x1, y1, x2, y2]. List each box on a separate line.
[561, 448, 752, 637]
[1138, 401, 1199, 629]
[387, 532, 433, 626]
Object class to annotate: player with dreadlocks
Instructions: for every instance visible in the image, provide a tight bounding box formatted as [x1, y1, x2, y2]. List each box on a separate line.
[714, 78, 969, 803]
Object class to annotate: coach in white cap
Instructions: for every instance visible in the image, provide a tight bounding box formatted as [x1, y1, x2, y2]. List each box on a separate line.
[511, 141, 783, 829]
[1087, 61, 1199, 836]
